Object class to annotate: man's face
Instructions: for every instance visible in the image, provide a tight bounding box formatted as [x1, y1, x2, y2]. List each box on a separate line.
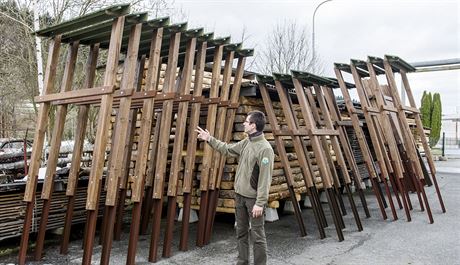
[243, 115, 256, 134]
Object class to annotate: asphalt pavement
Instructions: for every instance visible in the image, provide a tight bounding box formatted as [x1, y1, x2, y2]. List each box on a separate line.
[0, 159, 458, 265]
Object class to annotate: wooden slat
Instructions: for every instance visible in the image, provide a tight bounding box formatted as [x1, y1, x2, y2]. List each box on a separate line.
[23, 36, 62, 202]
[105, 23, 142, 206]
[66, 44, 100, 196]
[86, 16, 125, 211]
[149, 30, 181, 263]
[152, 31, 181, 199]
[34, 40, 81, 261]
[41, 41, 80, 199]
[131, 27, 164, 201]
[35, 85, 114, 103]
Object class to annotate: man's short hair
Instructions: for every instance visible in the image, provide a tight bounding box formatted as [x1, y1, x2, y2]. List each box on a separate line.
[248, 110, 266, 132]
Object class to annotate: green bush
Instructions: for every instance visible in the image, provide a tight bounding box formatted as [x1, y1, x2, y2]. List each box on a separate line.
[430, 93, 442, 147]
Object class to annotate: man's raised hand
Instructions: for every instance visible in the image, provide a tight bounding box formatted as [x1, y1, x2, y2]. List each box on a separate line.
[195, 126, 211, 142]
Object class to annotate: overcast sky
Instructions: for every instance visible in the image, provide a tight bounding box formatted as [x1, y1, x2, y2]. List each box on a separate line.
[174, 0, 459, 115]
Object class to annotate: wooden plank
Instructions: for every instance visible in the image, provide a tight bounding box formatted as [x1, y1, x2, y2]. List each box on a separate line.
[66, 44, 100, 196]
[290, 78, 344, 241]
[19, 34, 62, 265]
[365, 61, 413, 221]
[208, 50, 235, 191]
[86, 16, 125, 210]
[203, 50, 238, 244]
[131, 27, 163, 202]
[105, 22, 142, 207]
[179, 40, 208, 251]
[167, 37, 197, 197]
[34, 85, 114, 103]
[195, 43, 224, 247]
[383, 59, 435, 223]
[149, 31, 181, 263]
[349, 63, 398, 220]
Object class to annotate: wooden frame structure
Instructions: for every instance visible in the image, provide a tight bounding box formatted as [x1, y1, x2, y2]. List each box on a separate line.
[292, 71, 369, 223]
[335, 64, 395, 221]
[18, 4, 253, 264]
[257, 72, 367, 241]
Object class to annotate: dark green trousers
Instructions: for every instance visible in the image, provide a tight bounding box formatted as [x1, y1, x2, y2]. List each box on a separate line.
[235, 194, 267, 265]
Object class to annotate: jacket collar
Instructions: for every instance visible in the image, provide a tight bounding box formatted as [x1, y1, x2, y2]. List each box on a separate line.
[248, 131, 264, 141]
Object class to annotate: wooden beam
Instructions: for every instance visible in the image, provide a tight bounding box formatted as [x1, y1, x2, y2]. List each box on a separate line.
[19, 35, 62, 265]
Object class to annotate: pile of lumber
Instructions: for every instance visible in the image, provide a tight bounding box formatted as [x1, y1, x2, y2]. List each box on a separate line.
[0, 181, 105, 241]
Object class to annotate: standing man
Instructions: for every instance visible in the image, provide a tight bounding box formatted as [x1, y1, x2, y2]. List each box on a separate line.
[196, 110, 274, 265]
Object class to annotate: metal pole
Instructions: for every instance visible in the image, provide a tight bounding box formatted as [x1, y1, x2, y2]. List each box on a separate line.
[442, 132, 445, 157]
[312, 0, 333, 73]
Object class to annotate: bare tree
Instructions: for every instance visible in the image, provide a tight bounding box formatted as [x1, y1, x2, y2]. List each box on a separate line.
[253, 20, 324, 75]
[0, 0, 183, 142]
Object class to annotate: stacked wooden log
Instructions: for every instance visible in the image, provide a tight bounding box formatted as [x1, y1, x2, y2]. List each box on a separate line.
[0, 181, 105, 241]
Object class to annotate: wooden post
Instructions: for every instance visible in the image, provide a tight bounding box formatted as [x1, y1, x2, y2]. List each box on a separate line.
[100, 22, 142, 265]
[18, 35, 62, 265]
[396, 58, 445, 213]
[310, 81, 363, 231]
[382, 57, 434, 223]
[148, 31, 181, 263]
[179, 40, 208, 251]
[113, 55, 143, 240]
[34, 41, 80, 261]
[203, 48, 236, 244]
[82, 16, 125, 265]
[195, 43, 224, 248]
[364, 60, 415, 221]
[125, 28, 164, 265]
[60, 44, 100, 254]
[385, 55, 446, 213]
[288, 76, 345, 241]
[303, 85, 347, 222]
[163, 36, 197, 258]
[204, 52, 253, 244]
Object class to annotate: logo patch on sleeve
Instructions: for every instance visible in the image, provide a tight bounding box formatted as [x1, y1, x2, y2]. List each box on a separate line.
[262, 157, 269, 165]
